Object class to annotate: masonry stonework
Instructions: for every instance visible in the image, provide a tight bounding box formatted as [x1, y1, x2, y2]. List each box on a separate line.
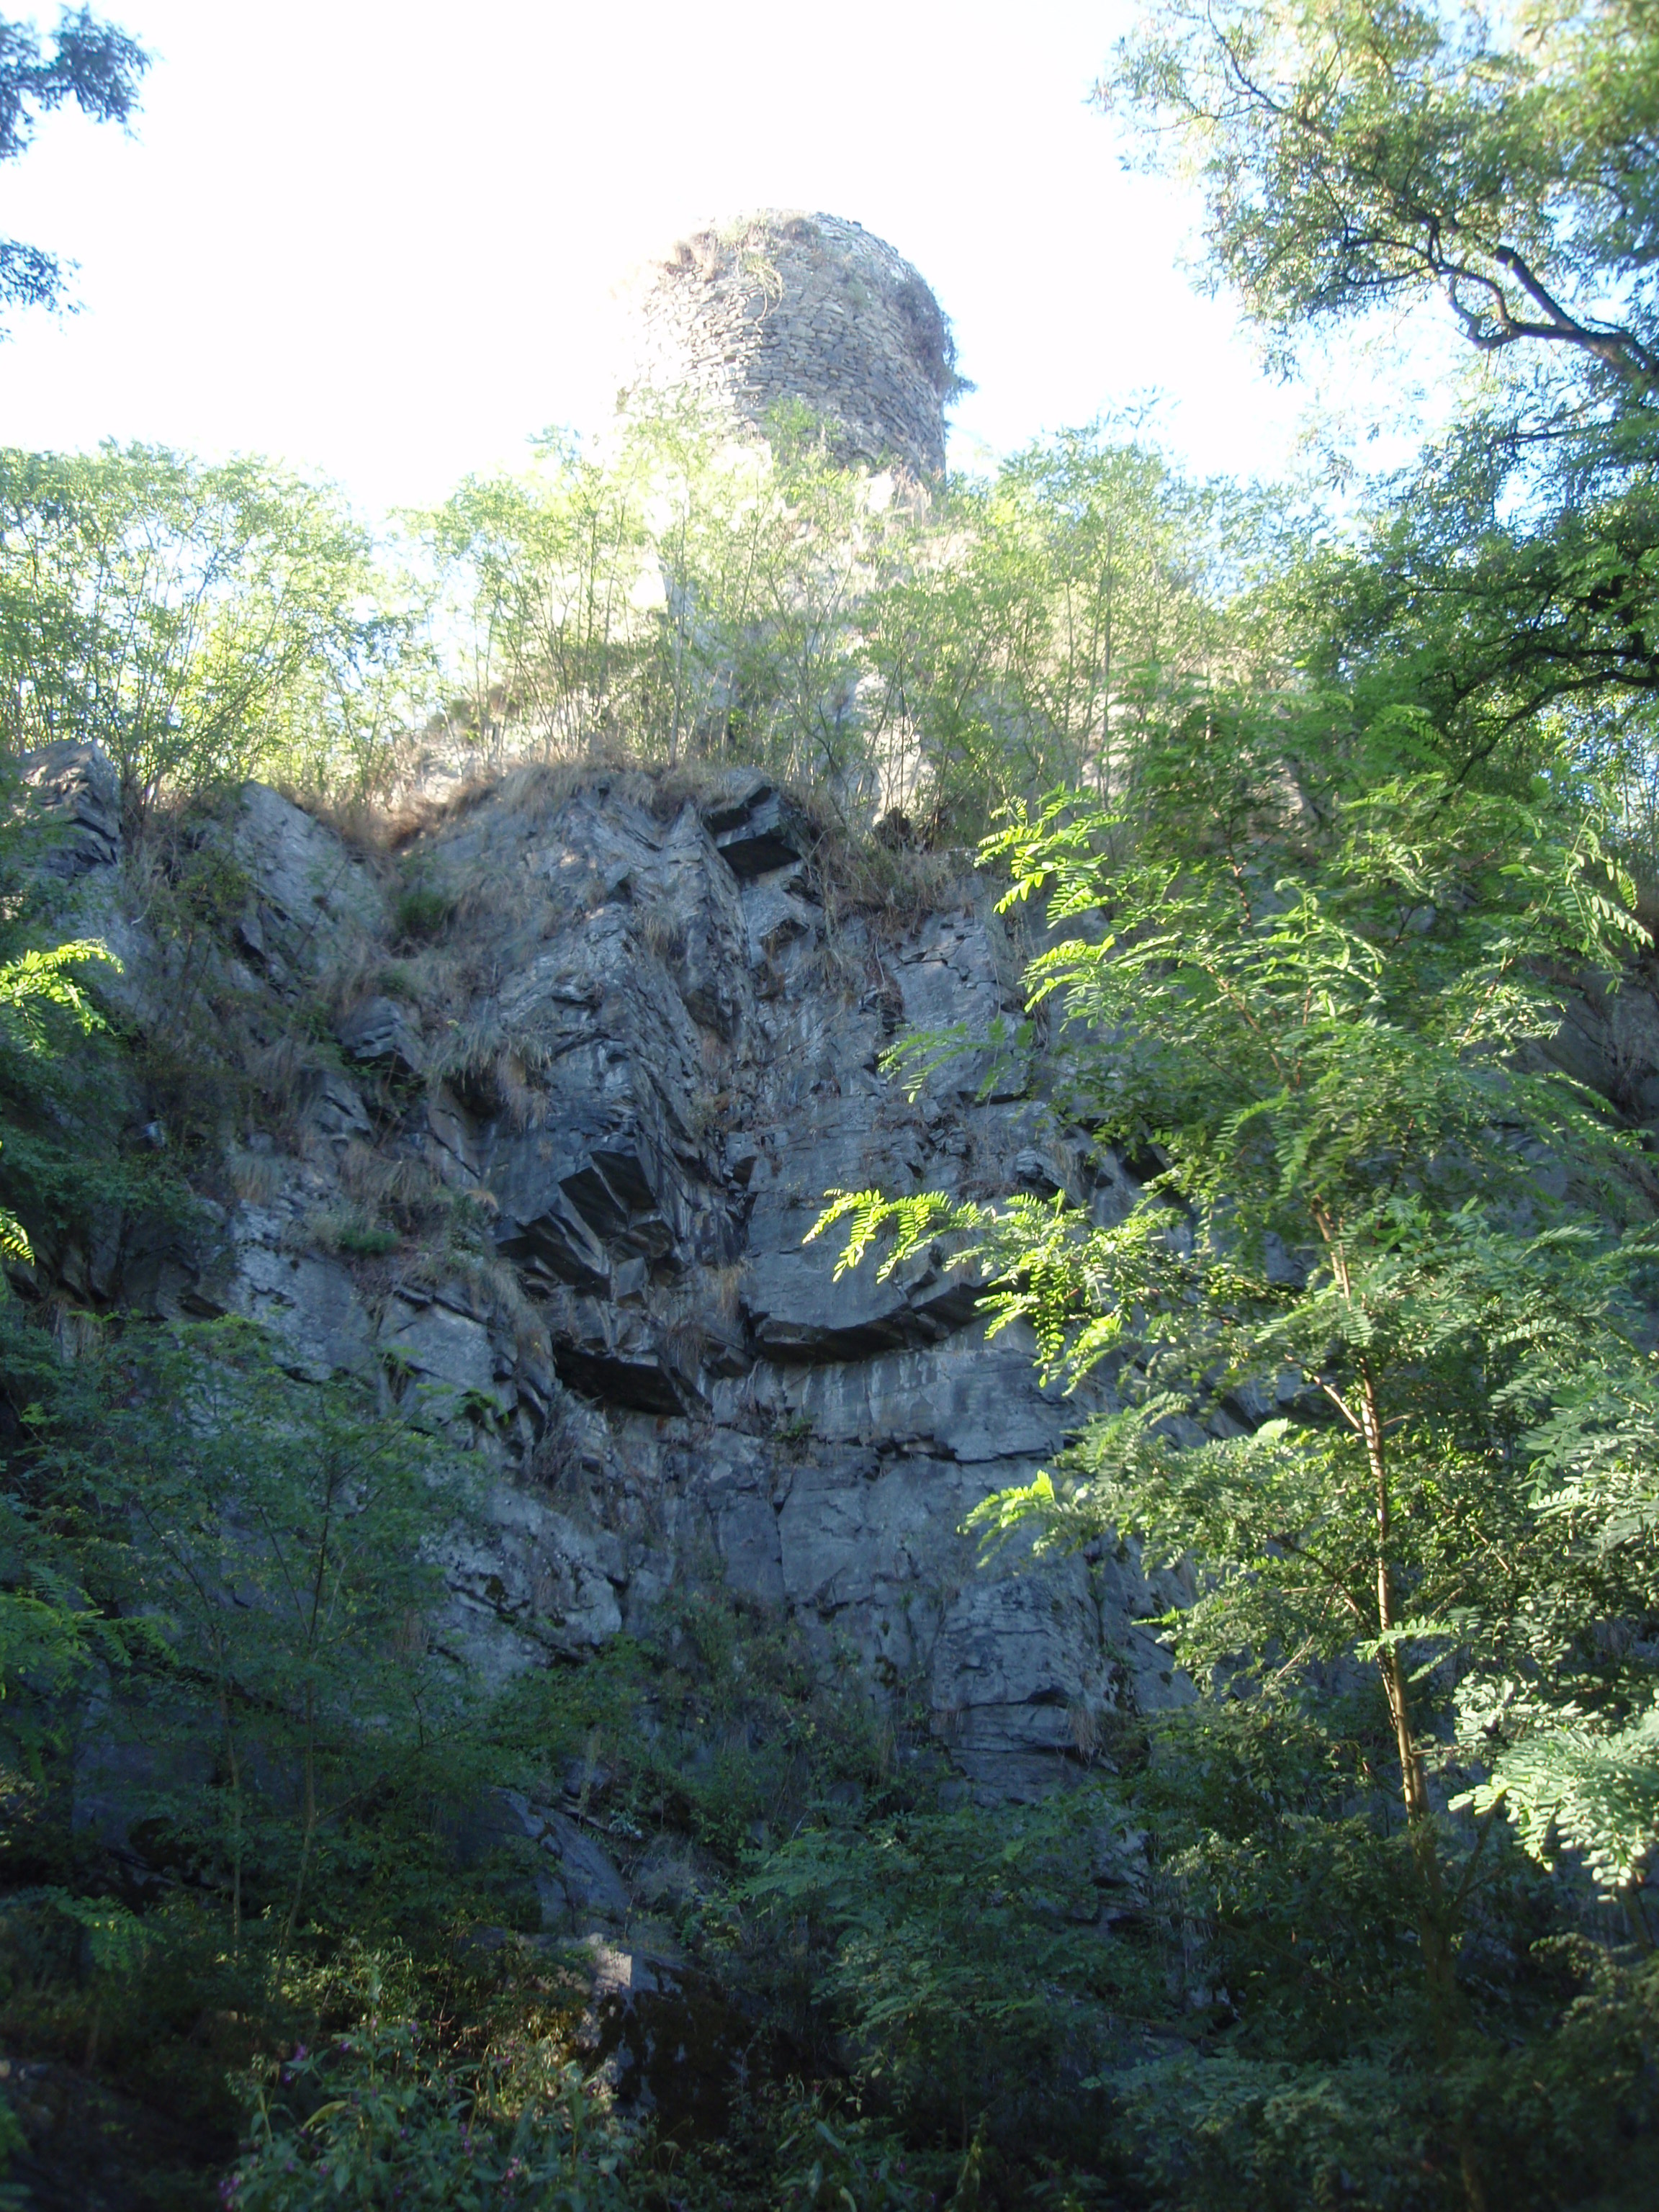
[616, 210, 958, 477]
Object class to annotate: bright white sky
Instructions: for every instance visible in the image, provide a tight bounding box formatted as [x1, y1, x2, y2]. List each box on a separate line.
[0, 0, 1424, 518]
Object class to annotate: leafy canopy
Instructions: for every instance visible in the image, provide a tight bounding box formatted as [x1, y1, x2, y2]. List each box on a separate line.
[1102, 0, 1659, 869]
[0, 6, 147, 328]
[817, 707, 1659, 1931]
[0, 444, 425, 820]
[1103, 0, 1659, 393]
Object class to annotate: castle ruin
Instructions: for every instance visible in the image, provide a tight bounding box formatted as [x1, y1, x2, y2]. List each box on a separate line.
[614, 210, 959, 477]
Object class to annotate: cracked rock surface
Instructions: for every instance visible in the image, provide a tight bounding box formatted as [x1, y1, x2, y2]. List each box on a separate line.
[33, 757, 1201, 1802]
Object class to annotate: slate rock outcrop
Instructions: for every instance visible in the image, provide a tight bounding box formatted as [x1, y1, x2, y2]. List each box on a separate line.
[28, 759, 1196, 1802]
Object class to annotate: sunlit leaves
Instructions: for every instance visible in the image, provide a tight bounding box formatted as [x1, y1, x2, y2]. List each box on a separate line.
[1104, 0, 1659, 393]
[0, 934, 116, 1260]
[0, 446, 426, 819]
[822, 737, 1659, 1902]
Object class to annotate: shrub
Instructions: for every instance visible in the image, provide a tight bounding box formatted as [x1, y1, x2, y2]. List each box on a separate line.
[228, 1969, 631, 2211]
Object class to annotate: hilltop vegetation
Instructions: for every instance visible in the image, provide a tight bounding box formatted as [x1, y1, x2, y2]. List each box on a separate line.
[0, 1, 1657, 2207]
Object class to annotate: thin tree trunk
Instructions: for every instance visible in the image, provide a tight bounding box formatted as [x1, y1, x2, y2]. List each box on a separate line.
[275, 1687, 318, 1986]
[1359, 1355, 1487, 2212]
[1622, 1880, 1655, 1954]
[218, 1683, 243, 1953]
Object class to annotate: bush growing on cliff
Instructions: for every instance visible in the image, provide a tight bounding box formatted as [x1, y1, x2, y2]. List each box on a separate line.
[420, 401, 1240, 835]
[227, 1956, 631, 2212]
[0, 445, 429, 824]
[2, 1317, 485, 1955]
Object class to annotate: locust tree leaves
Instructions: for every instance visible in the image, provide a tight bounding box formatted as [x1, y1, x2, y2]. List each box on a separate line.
[819, 749, 1659, 1905]
[1102, 0, 1659, 395]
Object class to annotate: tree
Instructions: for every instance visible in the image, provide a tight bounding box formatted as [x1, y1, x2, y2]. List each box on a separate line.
[0, 6, 148, 331]
[14, 1320, 475, 1961]
[816, 703, 1659, 2207]
[423, 397, 897, 791]
[1102, 0, 1659, 858]
[1102, 0, 1659, 395]
[0, 445, 422, 822]
[0, 936, 115, 1260]
[421, 402, 1245, 835]
[864, 426, 1239, 830]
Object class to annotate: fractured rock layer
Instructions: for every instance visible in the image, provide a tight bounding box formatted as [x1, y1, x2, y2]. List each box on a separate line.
[26, 752, 1194, 1804]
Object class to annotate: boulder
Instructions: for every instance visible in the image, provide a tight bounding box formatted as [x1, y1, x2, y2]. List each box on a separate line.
[18, 739, 122, 875]
[704, 780, 810, 878]
[337, 993, 423, 1074]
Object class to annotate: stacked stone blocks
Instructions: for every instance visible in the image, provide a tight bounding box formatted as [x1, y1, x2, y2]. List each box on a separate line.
[617, 210, 956, 477]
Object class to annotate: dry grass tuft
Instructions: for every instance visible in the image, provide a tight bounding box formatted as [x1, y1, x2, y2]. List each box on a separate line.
[337, 1143, 452, 1234]
[248, 1031, 338, 1133]
[495, 756, 657, 819]
[271, 785, 403, 873]
[703, 1260, 749, 1323]
[228, 1147, 287, 1206]
[423, 1020, 557, 1128]
[400, 1238, 548, 1358]
[635, 897, 686, 961]
[821, 835, 968, 933]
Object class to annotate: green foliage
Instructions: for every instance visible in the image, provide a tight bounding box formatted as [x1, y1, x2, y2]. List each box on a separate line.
[0, 444, 428, 822]
[1104, 1944, 1659, 2212]
[1460, 1696, 1659, 1899]
[820, 743, 1659, 1906]
[0, 6, 148, 329]
[393, 884, 455, 944]
[7, 16, 1659, 2209]
[1104, 0, 1659, 876]
[863, 427, 1246, 832]
[817, 712, 1659, 2207]
[774, 2099, 935, 2211]
[0, 932, 117, 1257]
[744, 1792, 1137, 2139]
[1105, 0, 1659, 392]
[1277, 436, 1659, 871]
[228, 1957, 629, 2211]
[421, 402, 1239, 835]
[493, 1588, 902, 1881]
[6, 1316, 478, 1954]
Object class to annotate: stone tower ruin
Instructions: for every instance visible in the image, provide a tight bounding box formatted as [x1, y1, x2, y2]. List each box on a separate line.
[614, 210, 959, 477]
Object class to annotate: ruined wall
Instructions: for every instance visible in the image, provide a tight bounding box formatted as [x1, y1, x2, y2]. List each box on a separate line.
[615, 210, 957, 477]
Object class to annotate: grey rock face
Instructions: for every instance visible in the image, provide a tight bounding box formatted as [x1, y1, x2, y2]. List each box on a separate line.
[1547, 963, 1659, 1133]
[17, 741, 122, 875]
[56, 764, 1180, 1802]
[27, 752, 1659, 1817]
[230, 782, 382, 988]
[467, 1789, 632, 1930]
[338, 993, 424, 1074]
[708, 783, 809, 880]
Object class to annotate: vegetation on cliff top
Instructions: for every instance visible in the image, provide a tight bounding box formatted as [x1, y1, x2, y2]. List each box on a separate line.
[0, 0, 1657, 2206]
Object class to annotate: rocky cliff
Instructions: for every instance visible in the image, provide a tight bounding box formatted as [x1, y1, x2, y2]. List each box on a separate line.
[22, 747, 1198, 1820]
[30, 742, 1659, 1822]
